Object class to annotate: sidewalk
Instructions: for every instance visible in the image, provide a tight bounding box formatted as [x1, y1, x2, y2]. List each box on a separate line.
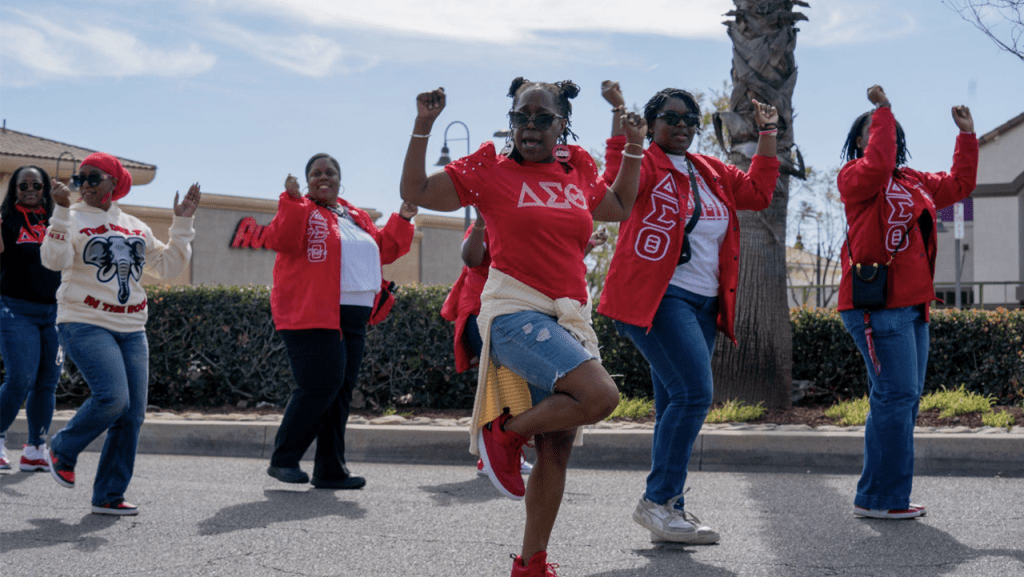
[8, 410, 1024, 476]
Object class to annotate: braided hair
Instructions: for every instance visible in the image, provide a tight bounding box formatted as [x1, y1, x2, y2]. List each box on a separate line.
[1, 165, 54, 220]
[841, 110, 910, 179]
[506, 77, 580, 165]
[643, 88, 701, 142]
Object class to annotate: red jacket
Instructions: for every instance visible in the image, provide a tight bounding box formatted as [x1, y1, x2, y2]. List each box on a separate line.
[265, 192, 414, 331]
[597, 136, 779, 343]
[838, 106, 978, 315]
[440, 222, 491, 373]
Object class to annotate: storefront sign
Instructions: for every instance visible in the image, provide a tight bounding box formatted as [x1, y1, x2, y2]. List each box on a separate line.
[231, 217, 270, 249]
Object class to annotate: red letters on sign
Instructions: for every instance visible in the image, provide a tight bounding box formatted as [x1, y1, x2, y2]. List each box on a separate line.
[231, 217, 269, 249]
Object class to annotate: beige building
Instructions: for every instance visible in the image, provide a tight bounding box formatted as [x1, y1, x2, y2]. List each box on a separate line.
[1, 127, 469, 289]
[934, 111, 1024, 307]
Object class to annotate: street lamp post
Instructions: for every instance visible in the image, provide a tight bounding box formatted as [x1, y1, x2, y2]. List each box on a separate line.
[434, 121, 472, 229]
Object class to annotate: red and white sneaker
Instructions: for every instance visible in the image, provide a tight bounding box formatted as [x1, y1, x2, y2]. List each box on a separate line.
[478, 410, 529, 500]
[45, 448, 74, 488]
[92, 499, 139, 516]
[510, 551, 559, 576]
[477, 455, 533, 476]
[0, 438, 10, 470]
[853, 504, 927, 519]
[20, 444, 50, 472]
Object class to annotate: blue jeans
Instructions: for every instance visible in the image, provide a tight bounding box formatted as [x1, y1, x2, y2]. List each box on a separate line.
[490, 310, 597, 406]
[841, 306, 929, 510]
[51, 323, 148, 506]
[617, 285, 718, 509]
[0, 296, 62, 446]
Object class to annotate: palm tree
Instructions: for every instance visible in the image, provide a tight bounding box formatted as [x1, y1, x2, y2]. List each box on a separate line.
[711, 0, 809, 408]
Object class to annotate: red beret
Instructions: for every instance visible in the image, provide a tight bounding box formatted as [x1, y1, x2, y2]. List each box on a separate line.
[80, 152, 132, 201]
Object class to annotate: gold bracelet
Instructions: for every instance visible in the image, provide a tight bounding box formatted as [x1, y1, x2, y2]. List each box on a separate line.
[624, 142, 645, 153]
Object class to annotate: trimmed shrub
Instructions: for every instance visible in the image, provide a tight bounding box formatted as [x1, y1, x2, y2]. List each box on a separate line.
[1, 285, 1019, 410]
[792, 307, 1024, 406]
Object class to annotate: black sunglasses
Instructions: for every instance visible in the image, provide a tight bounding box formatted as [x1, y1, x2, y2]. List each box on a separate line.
[18, 181, 43, 192]
[656, 111, 701, 128]
[72, 173, 113, 188]
[508, 111, 564, 130]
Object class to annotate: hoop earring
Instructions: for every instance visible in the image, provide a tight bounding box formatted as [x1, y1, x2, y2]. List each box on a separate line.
[338, 184, 345, 196]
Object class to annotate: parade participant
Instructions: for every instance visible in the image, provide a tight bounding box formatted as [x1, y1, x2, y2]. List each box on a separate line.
[401, 79, 646, 577]
[598, 81, 780, 543]
[0, 166, 62, 472]
[838, 85, 977, 519]
[264, 153, 415, 489]
[442, 211, 607, 477]
[40, 153, 201, 516]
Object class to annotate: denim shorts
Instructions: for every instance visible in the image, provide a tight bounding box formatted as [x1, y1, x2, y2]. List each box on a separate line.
[488, 310, 597, 405]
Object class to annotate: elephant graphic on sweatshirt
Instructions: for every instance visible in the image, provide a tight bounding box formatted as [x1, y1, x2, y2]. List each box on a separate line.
[83, 236, 146, 304]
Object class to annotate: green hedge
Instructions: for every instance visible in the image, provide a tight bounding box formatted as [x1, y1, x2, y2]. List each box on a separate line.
[1, 286, 1020, 409]
[792, 307, 1023, 405]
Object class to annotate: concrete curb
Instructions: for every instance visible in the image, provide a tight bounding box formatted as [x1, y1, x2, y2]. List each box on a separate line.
[9, 415, 1024, 476]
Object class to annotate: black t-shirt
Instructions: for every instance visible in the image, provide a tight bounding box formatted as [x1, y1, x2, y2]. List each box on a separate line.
[1, 206, 61, 304]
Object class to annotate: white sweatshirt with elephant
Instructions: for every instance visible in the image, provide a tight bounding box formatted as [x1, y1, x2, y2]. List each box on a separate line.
[40, 202, 195, 333]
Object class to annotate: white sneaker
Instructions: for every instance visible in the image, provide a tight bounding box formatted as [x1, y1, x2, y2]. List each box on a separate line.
[632, 495, 720, 544]
[20, 443, 50, 472]
[0, 438, 9, 470]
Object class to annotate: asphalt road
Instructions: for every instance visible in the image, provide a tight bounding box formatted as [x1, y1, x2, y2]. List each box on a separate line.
[2, 454, 1023, 577]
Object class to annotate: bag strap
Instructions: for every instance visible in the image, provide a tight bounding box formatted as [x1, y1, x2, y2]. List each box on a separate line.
[846, 221, 914, 267]
[682, 156, 702, 235]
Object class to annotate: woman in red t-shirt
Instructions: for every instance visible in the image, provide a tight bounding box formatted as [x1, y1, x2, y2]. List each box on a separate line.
[401, 79, 646, 577]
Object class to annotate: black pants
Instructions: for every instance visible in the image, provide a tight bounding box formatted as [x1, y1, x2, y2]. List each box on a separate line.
[271, 305, 372, 480]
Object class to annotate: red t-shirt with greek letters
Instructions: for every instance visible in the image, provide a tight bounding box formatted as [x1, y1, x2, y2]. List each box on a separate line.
[445, 143, 608, 304]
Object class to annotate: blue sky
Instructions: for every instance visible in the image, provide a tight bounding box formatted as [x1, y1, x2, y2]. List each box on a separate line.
[2, 0, 1022, 231]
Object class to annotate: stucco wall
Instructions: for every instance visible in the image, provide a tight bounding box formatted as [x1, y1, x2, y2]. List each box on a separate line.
[972, 195, 1020, 304]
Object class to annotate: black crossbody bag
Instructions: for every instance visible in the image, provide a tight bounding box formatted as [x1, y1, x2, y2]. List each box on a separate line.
[846, 223, 913, 310]
[678, 157, 703, 265]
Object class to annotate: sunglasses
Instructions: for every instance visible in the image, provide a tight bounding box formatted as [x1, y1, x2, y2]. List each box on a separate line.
[72, 173, 113, 188]
[18, 181, 43, 192]
[508, 111, 564, 130]
[656, 111, 701, 128]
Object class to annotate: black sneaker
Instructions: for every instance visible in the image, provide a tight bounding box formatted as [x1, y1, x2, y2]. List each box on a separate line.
[45, 449, 74, 488]
[311, 476, 366, 490]
[92, 499, 139, 516]
[267, 465, 309, 484]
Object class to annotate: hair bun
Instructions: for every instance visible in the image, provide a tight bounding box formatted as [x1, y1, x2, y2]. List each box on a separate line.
[555, 80, 580, 100]
[507, 77, 530, 98]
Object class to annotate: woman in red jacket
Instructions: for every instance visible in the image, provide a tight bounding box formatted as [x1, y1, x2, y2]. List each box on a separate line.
[402, 79, 646, 577]
[838, 85, 977, 520]
[264, 153, 416, 489]
[597, 82, 780, 544]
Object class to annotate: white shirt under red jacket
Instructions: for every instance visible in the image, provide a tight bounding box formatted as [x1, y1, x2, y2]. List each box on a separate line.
[838, 106, 978, 317]
[598, 135, 780, 344]
[40, 202, 195, 333]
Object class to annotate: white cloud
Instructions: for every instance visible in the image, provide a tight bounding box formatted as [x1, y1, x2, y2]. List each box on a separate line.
[203, 21, 375, 77]
[0, 9, 216, 83]
[205, 0, 736, 44]
[799, 0, 919, 46]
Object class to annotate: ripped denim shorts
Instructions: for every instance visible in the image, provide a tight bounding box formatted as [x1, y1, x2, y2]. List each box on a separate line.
[488, 310, 597, 405]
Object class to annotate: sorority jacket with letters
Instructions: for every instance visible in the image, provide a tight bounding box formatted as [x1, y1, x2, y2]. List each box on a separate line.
[597, 135, 779, 343]
[837, 106, 978, 315]
[264, 192, 414, 332]
[40, 202, 195, 333]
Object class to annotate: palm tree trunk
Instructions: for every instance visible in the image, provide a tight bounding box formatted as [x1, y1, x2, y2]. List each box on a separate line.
[711, 0, 809, 408]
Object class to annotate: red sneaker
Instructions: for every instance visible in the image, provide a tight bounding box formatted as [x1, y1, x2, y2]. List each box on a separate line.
[45, 448, 74, 488]
[478, 410, 528, 500]
[510, 551, 559, 576]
